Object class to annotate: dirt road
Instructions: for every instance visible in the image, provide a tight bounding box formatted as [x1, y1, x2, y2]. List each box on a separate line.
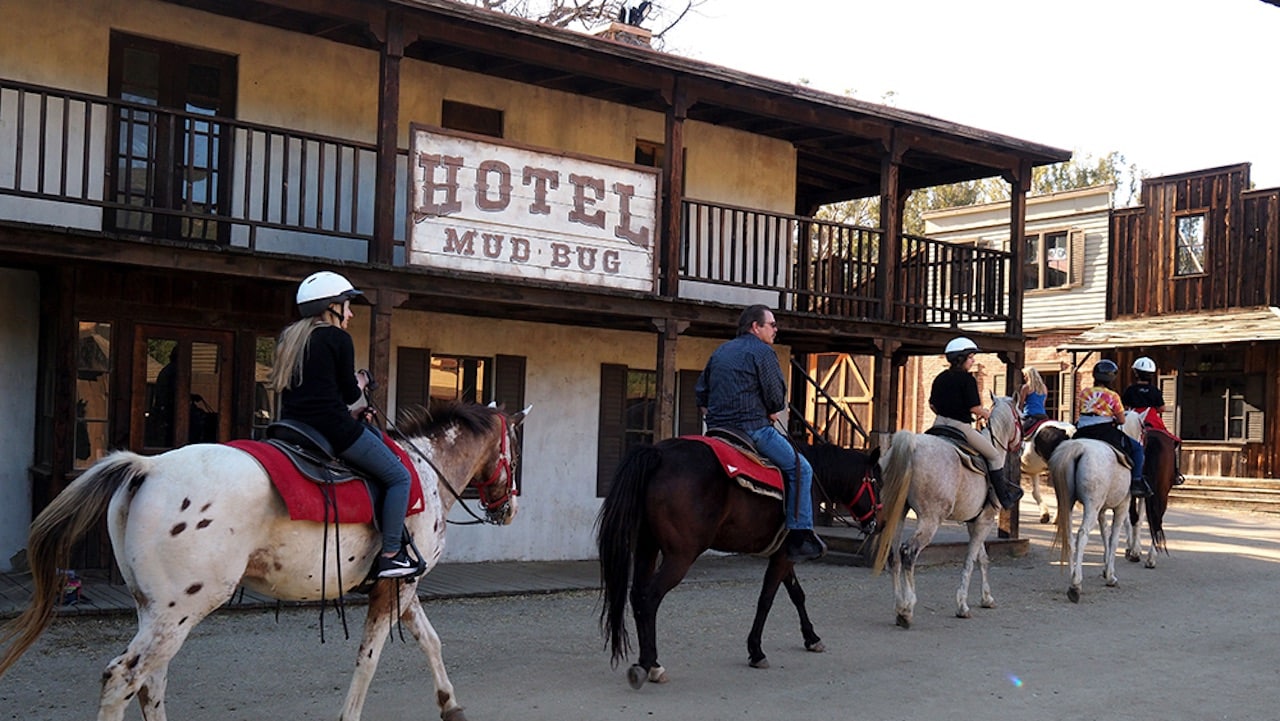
[2, 504, 1277, 720]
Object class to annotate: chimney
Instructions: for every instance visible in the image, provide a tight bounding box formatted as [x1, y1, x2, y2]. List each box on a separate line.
[595, 21, 652, 47]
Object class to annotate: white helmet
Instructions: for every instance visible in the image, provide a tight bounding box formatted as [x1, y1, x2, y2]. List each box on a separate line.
[297, 271, 363, 317]
[1133, 357, 1157, 373]
[944, 336, 980, 363]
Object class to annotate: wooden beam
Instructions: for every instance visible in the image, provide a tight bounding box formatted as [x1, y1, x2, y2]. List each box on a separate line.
[372, 6, 403, 267]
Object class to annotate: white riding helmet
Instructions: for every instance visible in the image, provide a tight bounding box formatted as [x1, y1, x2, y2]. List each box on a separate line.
[944, 336, 980, 363]
[1132, 357, 1157, 373]
[296, 271, 363, 318]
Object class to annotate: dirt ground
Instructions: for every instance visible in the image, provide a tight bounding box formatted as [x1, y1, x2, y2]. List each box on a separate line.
[2, 503, 1278, 721]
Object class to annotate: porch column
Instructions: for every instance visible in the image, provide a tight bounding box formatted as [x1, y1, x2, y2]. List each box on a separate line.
[877, 132, 905, 323]
[996, 348, 1023, 540]
[371, 8, 405, 267]
[653, 318, 689, 440]
[1004, 159, 1032, 336]
[367, 290, 406, 426]
[871, 338, 903, 451]
[660, 79, 690, 297]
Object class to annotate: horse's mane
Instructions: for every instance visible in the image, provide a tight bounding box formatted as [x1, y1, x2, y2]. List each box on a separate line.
[987, 396, 1019, 446]
[394, 399, 498, 440]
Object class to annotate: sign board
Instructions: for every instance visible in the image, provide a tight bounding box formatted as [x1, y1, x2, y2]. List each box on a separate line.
[408, 125, 659, 292]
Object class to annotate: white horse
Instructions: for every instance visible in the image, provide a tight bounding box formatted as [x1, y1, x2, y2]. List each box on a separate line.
[0, 401, 526, 721]
[872, 395, 1022, 629]
[1047, 410, 1145, 603]
[1020, 420, 1075, 523]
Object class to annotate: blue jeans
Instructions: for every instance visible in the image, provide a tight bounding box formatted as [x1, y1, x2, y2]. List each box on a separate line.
[340, 426, 413, 554]
[747, 426, 814, 530]
[1126, 435, 1146, 483]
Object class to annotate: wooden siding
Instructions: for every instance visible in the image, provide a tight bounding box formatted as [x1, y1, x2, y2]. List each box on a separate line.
[1109, 165, 1279, 316]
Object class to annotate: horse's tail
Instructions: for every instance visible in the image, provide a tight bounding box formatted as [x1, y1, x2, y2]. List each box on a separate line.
[595, 443, 661, 668]
[1048, 442, 1083, 567]
[872, 432, 914, 574]
[0, 451, 149, 677]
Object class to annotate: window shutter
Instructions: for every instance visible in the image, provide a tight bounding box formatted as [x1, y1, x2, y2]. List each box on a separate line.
[1157, 374, 1178, 436]
[993, 373, 1007, 397]
[597, 364, 627, 497]
[677, 369, 703, 436]
[1058, 369, 1075, 422]
[1246, 409, 1266, 443]
[395, 347, 431, 423]
[494, 354, 527, 491]
[1068, 228, 1086, 287]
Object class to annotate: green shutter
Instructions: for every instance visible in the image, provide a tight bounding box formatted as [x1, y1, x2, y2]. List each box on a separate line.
[597, 364, 627, 497]
[395, 346, 430, 423]
[678, 369, 703, 436]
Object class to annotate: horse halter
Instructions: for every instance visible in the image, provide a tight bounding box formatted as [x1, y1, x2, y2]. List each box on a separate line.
[470, 413, 518, 523]
[843, 466, 881, 532]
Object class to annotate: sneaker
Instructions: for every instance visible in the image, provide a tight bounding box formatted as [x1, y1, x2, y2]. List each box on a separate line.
[376, 548, 425, 579]
[785, 530, 827, 563]
[1173, 474, 1186, 486]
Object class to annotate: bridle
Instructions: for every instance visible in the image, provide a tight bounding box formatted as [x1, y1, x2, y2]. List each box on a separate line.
[470, 413, 518, 520]
[842, 465, 881, 530]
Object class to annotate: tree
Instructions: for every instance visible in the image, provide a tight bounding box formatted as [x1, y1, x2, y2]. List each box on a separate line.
[455, 1, 704, 47]
[819, 151, 1142, 235]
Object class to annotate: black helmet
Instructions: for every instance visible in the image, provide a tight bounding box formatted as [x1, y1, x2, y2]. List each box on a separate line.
[1093, 359, 1118, 384]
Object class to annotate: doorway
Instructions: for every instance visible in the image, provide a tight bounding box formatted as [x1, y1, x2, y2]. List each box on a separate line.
[132, 327, 234, 453]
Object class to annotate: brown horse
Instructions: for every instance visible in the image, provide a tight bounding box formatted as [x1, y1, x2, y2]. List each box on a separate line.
[597, 439, 880, 688]
[1125, 428, 1179, 566]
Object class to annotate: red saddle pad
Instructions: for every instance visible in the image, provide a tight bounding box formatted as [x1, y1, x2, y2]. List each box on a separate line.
[226, 435, 425, 524]
[682, 435, 785, 493]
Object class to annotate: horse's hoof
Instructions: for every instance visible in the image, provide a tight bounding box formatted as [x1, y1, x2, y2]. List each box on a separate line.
[648, 665, 669, 684]
[956, 609, 972, 619]
[1105, 578, 1119, 588]
[627, 665, 647, 690]
[1067, 587, 1080, 603]
[805, 640, 826, 653]
[442, 707, 467, 721]
[1126, 550, 1141, 563]
[749, 657, 769, 669]
[1144, 560, 1156, 569]
[895, 614, 911, 629]
[1040, 513, 1052, 524]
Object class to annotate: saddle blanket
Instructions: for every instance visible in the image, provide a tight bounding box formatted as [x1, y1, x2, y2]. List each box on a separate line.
[682, 435, 784, 500]
[226, 436, 426, 524]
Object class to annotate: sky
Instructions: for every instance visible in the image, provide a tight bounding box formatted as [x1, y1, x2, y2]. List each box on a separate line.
[660, 0, 1280, 190]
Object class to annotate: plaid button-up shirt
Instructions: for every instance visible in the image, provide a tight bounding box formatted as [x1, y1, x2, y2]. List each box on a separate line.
[694, 333, 787, 434]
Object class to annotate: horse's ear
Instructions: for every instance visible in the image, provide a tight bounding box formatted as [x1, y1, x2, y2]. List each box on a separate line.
[868, 446, 881, 465]
[509, 403, 533, 427]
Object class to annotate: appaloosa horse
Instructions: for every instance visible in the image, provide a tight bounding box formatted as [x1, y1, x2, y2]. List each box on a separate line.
[0, 401, 525, 721]
[872, 395, 1022, 629]
[597, 439, 880, 687]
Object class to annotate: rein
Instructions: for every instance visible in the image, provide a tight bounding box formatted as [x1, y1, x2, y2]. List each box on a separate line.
[365, 390, 516, 527]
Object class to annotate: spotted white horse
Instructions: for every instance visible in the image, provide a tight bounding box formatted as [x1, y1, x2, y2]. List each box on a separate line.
[0, 401, 527, 721]
[1020, 420, 1075, 523]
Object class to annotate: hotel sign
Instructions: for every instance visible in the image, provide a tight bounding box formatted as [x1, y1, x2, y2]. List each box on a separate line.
[408, 125, 659, 292]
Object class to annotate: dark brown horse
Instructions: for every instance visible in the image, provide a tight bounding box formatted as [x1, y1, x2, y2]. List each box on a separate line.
[597, 439, 880, 688]
[1126, 427, 1179, 566]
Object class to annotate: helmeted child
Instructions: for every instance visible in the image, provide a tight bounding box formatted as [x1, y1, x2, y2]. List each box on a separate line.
[1074, 359, 1150, 498]
[1121, 356, 1184, 486]
[929, 337, 1023, 509]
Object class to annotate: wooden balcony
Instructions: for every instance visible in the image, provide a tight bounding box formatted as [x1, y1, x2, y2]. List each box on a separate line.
[1, 78, 1013, 329]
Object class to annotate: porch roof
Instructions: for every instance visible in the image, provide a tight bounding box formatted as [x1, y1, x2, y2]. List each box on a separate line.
[1059, 307, 1280, 350]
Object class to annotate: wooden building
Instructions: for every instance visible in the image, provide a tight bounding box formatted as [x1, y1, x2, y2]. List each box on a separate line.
[1063, 164, 1280, 482]
[0, 0, 1068, 569]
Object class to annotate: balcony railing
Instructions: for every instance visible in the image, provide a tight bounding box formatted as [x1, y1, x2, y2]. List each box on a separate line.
[0, 79, 1012, 328]
[0, 78, 378, 261]
[681, 199, 1011, 327]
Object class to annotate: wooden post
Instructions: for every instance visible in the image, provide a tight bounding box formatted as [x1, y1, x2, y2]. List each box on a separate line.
[367, 289, 405, 426]
[371, 9, 404, 267]
[871, 338, 902, 452]
[1004, 159, 1032, 336]
[653, 317, 688, 440]
[878, 132, 905, 323]
[661, 80, 689, 297]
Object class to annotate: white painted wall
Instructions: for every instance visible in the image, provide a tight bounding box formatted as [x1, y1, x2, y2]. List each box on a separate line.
[0, 269, 39, 570]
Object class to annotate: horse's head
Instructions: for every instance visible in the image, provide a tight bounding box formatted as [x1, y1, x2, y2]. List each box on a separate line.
[1121, 409, 1146, 444]
[803, 443, 882, 535]
[987, 396, 1022, 457]
[471, 404, 531, 526]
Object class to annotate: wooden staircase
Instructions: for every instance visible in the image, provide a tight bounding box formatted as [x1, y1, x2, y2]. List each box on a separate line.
[1170, 476, 1280, 514]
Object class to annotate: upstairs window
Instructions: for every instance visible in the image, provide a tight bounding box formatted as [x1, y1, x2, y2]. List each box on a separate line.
[1175, 213, 1207, 277]
[442, 101, 503, 138]
[1024, 229, 1084, 291]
